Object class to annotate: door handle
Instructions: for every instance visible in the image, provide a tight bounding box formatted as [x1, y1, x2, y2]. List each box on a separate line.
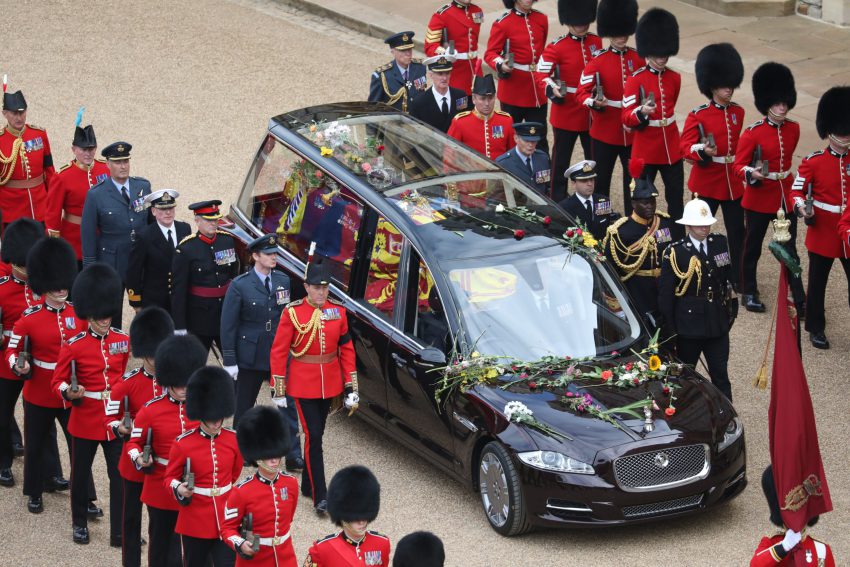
[390, 353, 405, 368]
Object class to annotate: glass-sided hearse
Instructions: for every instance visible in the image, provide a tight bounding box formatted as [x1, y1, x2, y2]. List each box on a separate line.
[223, 102, 746, 535]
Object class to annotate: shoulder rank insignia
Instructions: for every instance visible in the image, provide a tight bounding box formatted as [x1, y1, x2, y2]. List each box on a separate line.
[68, 331, 87, 344]
[436, 4, 451, 14]
[495, 11, 510, 22]
[22, 304, 42, 316]
[58, 162, 73, 172]
[0, 276, 10, 285]
[495, 110, 512, 117]
[454, 110, 472, 119]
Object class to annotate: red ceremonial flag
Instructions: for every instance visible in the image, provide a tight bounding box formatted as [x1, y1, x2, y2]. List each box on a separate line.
[768, 267, 832, 542]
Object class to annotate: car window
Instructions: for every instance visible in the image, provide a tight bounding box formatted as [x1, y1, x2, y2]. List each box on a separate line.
[237, 136, 363, 291]
[361, 216, 404, 321]
[410, 262, 447, 351]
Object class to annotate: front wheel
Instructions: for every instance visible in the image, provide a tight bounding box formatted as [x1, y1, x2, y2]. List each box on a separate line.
[478, 441, 531, 536]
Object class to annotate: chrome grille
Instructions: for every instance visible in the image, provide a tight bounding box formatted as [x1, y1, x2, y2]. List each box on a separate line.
[622, 494, 703, 518]
[613, 444, 709, 492]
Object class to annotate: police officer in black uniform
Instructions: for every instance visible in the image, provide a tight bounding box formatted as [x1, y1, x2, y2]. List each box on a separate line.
[495, 122, 552, 193]
[658, 197, 737, 400]
[125, 189, 191, 313]
[171, 200, 240, 354]
[220, 234, 303, 471]
[559, 159, 620, 240]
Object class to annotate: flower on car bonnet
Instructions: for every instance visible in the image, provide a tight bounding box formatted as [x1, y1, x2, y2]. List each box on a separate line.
[504, 401, 532, 421]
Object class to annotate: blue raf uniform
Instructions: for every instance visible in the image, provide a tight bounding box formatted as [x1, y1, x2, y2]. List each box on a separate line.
[368, 31, 428, 113]
[495, 121, 551, 193]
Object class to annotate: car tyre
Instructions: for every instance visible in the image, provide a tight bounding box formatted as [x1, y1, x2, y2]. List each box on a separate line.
[478, 441, 531, 536]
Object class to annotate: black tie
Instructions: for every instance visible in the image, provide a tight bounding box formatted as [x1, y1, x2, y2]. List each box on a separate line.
[167, 229, 174, 248]
[402, 69, 408, 82]
[525, 157, 533, 176]
[264, 276, 271, 296]
[121, 186, 130, 205]
[441, 96, 449, 117]
[585, 199, 593, 219]
[699, 242, 707, 258]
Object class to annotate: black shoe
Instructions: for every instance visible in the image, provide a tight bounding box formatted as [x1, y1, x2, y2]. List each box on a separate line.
[742, 294, 766, 313]
[315, 499, 328, 516]
[13, 442, 24, 457]
[45, 476, 70, 493]
[110, 535, 122, 548]
[27, 496, 43, 514]
[810, 332, 830, 350]
[87, 502, 104, 519]
[285, 456, 305, 472]
[73, 525, 90, 545]
[0, 468, 14, 487]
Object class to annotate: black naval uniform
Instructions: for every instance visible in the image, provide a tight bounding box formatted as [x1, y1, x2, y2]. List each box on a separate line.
[559, 193, 619, 240]
[409, 85, 470, 133]
[171, 230, 240, 353]
[658, 234, 735, 400]
[125, 220, 191, 313]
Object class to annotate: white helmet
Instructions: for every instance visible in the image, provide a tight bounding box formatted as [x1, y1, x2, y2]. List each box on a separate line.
[676, 197, 717, 226]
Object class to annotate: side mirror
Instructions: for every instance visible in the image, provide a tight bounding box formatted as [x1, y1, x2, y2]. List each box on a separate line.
[418, 347, 447, 367]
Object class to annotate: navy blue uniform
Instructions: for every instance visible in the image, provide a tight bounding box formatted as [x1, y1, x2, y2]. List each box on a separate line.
[559, 193, 620, 240]
[495, 148, 552, 193]
[409, 86, 470, 133]
[125, 221, 191, 312]
[368, 60, 428, 112]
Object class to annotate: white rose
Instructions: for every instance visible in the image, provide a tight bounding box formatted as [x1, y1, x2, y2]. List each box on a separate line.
[495, 204, 505, 213]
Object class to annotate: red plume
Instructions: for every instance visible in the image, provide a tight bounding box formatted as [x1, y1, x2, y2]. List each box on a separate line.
[474, 58, 483, 78]
[628, 157, 645, 180]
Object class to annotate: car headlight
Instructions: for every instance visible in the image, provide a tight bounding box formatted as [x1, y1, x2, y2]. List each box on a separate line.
[717, 417, 743, 452]
[518, 451, 595, 474]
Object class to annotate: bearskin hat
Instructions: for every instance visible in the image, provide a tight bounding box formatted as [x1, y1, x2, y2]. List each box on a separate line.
[502, 0, 538, 9]
[393, 532, 445, 567]
[71, 263, 122, 320]
[558, 0, 597, 26]
[26, 237, 77, 295]
[236, 406, 290, 466]
[635, 8, 678, 58]
[129, 307, 174, 359]
[751, 63, 796, 116]
[154, 335, 208, 388]
[327, 465, 381, 526]
[816, 86, 850, 139]
[761, 465, 820, 528]
[695, 43, 744, 99]
[1, 218, 43, 266]
[186, 366, 235, 421]
[596, 0, 638, 37]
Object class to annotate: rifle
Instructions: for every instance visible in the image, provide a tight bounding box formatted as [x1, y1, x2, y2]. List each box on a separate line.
[696, 123, 715, 150]
[16, 335, 31, 380]
[804, 182, 815, 226]
[749, 145, 765, 185]
[548, 65, 565, 105]
[240, 513, 260, 557]
[180, 458, 194, 505]
[499, 39, 513, 78]
[141, 428, 153, 474]
[121, 395, 132, 432]
[593, 71, 604, 103]
[639, 86, 655, 107]
[70, 360, 81, 406]
[441, 27, 455, 56]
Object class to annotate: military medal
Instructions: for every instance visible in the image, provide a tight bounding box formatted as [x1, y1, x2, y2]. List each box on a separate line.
[275, 288, 290, 305]
[108, 340, 129, 355]
[96, 173, 108, 183]
[322, 307, 341, 320]
[413, 76, 427, 90]
[65, 317, 76, 329]
[654, 227, 671, 243]
[713, 251, 731, 266]
[365, 551, 383, 566]
[595, 199, 612, 216]
[214, 248, 237, 265]
[731, 114, 737, 125]
[492, 125, 504, 139]
[535, 169, 551, 184]
[628, 60, 634, 72]
[472, 12, 483, 23]
[456, 96, 468, 110]
[132, 197, 146, 213]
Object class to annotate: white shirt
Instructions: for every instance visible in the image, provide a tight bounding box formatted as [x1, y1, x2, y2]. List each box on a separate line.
[431, 85, 450, 109]
[689, 235, 707, 255]
[575, 193, 593, 210]
[158, 222, 176, 247]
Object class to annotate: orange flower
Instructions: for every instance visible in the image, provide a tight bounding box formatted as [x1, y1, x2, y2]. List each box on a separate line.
[665, 407, 676, 417]
[648, 355, 662, 372]
[601, 370, 613, 382]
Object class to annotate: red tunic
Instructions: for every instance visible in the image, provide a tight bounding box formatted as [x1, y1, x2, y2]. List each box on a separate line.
[751, 534, 834, 566]
[681, 101, 746, 200]
[164, 427, 243, 539]
[0, 274, 39, 381]
[45, 159, 110, 259]
[0, 124, 55, 222]
[304, 531, 391, 567]
[736, 118, 800, 214]
[839, 202, 850, 247]
[447, 109, 516, 159]
[484, 9, 548, 108]
[791, 147, 850, 258]
[424, 1, 484, 94]
[577, 46, 644, 146]
[51, 327, 130, 440]
[6, 303, 83, 408]
[105, 367, 164, 482]
[221, 472, 299, 567]
[125, 393, 197, 510]
[622, 66, 682, 165]
[538, 32, 602, 132]
[270, 298, 356, 400]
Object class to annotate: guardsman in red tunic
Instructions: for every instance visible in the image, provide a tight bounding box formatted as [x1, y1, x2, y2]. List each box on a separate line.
[537, 0, 601, 201]
[485, 0, 549, 152]
[104, 307, 173, 567]
[424, 0, 484, 94]
[393, 532, 445, 567]
[52, 263, 130, 545]
[222, 406, 299, 567]
[751, 466, 836, 567]
[0, 218, 45, 487]
[447, 73, 516, 159]
[45, 112, 110, 263]
[304, 466, 390, 567]
[270, 255, 357, 515]
[0, 85, 55, 225]
[5, 237, 79, 513]
[164, 366, 242, 567]
[680, 43, 746, 291]
[736, 63, 804, 313]
[126, 335, 206, 567]
[576, 0, 642, 213]
[791, 86, 850, 350]
[622, 8, 684, 240]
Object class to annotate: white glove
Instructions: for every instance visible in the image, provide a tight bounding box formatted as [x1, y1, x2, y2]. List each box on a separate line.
[174, 329, 188, 336]
[224, 365, 239, 380]
[781, 529, 802, 552]
[271, 396, 288, 408]
[344, 391, 360, 409]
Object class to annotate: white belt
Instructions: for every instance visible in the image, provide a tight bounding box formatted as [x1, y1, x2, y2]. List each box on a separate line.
[648, 116, 675, 127]
[2, 331, 11, 337]
[563, 86, 577, 94]
[154, 456, 169, 466]
[453, 51, 477, 60]
[813, 200, 842, 214]
[711, 155, 735, 164]
[607, 100, 622, 108]
[512, 63, 536, 72]
[258, 531, 292, 547]
[193, 483, 232, 497]
[82, 390, 111, 400]
[33, 359, 57, 370]
[765, 170, 791, 181]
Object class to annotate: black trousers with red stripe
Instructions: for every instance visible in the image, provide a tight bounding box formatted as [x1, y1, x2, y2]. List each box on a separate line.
[294, 397, 332, 505]
[591, 138, 633, 215]
[22, 401, 88, 499]
[123, 478, 144, 567]
[71, 436, 122, 537]
[148, 505, 182, 567]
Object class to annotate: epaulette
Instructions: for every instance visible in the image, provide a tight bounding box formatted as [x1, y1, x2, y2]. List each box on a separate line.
[591, 46, 604, 57]
[657, 211, 670, 218]
[494, 151, 511, 162]
[215, 229, 232, 236]
[27, 124, 46, 132]
[315, 533, 338, 545]
[375, 62, 393, 73]
[454, 110, 472, 119]
[551, 34, 567, 45]
[495, 110, 512, 117]
[436, 3, 451, 14]
[495, 11, 510, 22]
[236, 476, 254, 488]
[178, 233, 196, 246]
[608, 216, 629, 233]
[95, 157, 107, 164]
[110, 327, 129, 337]
[0, 276, 9, 286]
[631, 67, 647, 77]
[143, 394, 166, 407]
[804, 150, 824, 160]
[175, 428, 196, 441]
[745, 119, 764, 131]
[129, 176, 149, 182]
[411, 58, 423, 65]
[327, 297, 344, 306]
[367, 530, 389, 540]
[286, 298, 304, 309]
[68, 331, 87, 344]
[669, 238, 688, 249]
[22, 304, 42, 316]
[692, 103, 710, 114]
[122, 367, 141, 381]
[58, 162, 73, 172]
